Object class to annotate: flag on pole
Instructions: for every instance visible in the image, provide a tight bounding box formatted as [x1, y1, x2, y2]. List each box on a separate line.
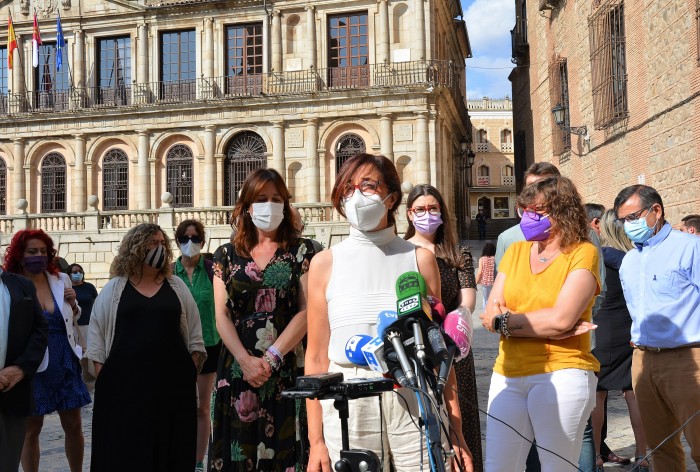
[7, 14, 17, 70]
[32, 11, 42, 67]
[56, 13, 65, 71]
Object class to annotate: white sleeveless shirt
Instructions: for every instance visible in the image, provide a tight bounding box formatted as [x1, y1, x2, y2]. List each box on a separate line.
[326, 226, 418, 364]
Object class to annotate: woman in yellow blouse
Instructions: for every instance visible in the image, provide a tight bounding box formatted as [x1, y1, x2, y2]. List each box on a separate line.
[480, 176, 600, 472]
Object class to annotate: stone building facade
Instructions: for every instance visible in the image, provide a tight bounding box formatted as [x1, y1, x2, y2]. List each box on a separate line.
[509, 0, 700, 221]
[0, 0, 472, 286]
[467, 97, 516, 222]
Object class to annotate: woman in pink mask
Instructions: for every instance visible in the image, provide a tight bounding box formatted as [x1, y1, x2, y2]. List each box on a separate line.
[405, 184, 482, 471]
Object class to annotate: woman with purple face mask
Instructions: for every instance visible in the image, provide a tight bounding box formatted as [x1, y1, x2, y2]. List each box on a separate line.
[3, 229, 90, 472]
[404, 184, 483, 472]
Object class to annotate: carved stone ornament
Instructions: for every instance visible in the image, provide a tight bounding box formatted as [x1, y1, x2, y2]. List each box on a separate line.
[62, 0, 71, 10]
[35, 0, 59, 18]
[20, 0, 30, 15]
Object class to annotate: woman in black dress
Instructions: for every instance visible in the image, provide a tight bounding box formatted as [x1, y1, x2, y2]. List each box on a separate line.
[87, 223, 206, 472]
[405, 184, 482, 471]
[592, 210, 648, 471]
[210, 168, 316, 472]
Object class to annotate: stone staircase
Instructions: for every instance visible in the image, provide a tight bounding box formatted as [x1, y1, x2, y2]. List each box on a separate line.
[468, 217, 519, 241]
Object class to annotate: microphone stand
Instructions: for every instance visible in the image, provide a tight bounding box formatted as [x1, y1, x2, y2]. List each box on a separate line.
[415, 363, 447, 472]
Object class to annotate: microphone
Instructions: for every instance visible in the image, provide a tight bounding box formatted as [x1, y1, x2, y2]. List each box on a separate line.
[442, 308, 474, 361]
[427, 295, 447, 323]
[385, 330, 417, 388]
[395, 271, 432, 321]
[435, 344, 457, 399]
[361, 336, 389, 373]
[376, 310, 398, 338]
[345, 335, 372, 366]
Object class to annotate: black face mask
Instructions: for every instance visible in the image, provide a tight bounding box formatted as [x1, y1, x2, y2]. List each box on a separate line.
[23, 255, 48, 274]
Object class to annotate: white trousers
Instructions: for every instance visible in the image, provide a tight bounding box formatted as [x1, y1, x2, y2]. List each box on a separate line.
[485, 369, 596, 472]
[321, 362, 451, 471]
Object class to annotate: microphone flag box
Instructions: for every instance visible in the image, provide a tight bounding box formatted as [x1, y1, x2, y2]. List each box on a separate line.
[362, 336, 389, 373]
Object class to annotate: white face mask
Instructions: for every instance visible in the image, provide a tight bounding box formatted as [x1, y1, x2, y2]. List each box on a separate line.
[250, 202, 285, 232]
[343, 189, 390, 231]
[180, 241, 202, 258]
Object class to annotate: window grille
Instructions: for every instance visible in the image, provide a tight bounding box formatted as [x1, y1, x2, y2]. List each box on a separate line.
[328, 12, 369, 88]
[224, 132, 267, 206]
[160, 30, 196, 101]
[41, 153, 66, 213]
[549, 56, 571, 154]
[166, 144, 193, 208]
[103, 149, 128, 210]
[0, 157, 6, 215]
[97, 37, 131, 106]
[226, 23, 263, 95]
[589, 0, 628, 129]
[35, 43, 70, 111]
[335, 133, 366, 173]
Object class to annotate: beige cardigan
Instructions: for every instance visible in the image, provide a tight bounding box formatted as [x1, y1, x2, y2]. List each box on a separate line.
[86, 276, 207, 370]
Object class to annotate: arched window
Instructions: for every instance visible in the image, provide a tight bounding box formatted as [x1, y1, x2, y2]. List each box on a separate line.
[503, 165, 514, 176]
[478, 165, 490, 177]
[224, 132, 267, 206]
[286, 15, 300, 55]
[335, 133, 366, 173]
[0, 157, 6, 215]
[501, 129, 513, 143]
[166, 145, 193, 207]
[41, 153, 67, 213]
[103, 149, 129, 210]
[478, 129, 488, 143]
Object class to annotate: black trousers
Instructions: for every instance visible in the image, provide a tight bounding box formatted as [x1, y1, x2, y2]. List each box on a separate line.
[0, 409, 27, 472]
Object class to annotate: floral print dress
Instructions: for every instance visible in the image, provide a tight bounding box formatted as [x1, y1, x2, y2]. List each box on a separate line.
[210, 239, 316, 472]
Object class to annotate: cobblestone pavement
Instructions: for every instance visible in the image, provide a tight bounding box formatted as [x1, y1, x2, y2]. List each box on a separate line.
[28, 241, 697, 472]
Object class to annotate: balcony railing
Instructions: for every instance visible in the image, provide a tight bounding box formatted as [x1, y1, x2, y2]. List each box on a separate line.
[476, 176, 491, 186]
[476, 142, 489, 152]
[0, 60, 463, 118]
[502, 175, 515, 186]
[501, 142, 513, 153]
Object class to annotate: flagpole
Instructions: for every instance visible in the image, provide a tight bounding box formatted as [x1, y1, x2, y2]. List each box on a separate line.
[11, 10, 30, 111]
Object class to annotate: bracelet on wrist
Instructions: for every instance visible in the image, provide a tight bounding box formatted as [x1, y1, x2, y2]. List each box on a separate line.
[263, 350, 281, 371]
[267, 345, 282, 361]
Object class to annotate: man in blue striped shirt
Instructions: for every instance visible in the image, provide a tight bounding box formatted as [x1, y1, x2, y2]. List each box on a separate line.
[614, 185, 700, 471]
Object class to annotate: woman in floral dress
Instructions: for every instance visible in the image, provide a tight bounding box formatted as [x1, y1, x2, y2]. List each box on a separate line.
[210, 168, 316, 472]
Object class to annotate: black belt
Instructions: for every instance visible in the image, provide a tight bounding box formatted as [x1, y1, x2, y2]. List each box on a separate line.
[630, 342, 700, 352]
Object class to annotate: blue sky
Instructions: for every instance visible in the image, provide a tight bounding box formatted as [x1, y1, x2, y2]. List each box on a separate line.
[460, 0, 515, 100]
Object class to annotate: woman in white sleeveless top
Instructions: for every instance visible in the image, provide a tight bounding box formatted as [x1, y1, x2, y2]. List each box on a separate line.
[305, 154, 473, 472]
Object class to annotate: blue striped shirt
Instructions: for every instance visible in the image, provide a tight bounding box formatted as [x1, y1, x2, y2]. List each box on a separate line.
[619, 223, 700, 348]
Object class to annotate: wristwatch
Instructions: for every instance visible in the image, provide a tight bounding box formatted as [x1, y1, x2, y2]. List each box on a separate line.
[492, 315, 503, 333]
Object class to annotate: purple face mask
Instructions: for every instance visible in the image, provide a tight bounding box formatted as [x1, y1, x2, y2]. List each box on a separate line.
[413, 212, 443, 235]
[23, 255, 48, 274]
[519, 211, 552, 241]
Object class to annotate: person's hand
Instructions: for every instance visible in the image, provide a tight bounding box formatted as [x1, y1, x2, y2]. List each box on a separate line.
[239, 354, 271, 388]
[307, 441, 332, 472]
[64, 286, 77, 308]
[549, 320, 597, 340]
[480, 299, 508, 333]
[452, 441, 474, 472]
[0, 366, 25, 393]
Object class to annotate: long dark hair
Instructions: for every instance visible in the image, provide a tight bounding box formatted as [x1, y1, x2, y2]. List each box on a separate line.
[231, 168, 298, 257]
[404, 184, 462, 268]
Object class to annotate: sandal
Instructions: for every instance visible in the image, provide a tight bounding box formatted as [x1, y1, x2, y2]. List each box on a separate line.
[595, 454, 605, 472]
[634, 456, 650, 472]
[606, 452, 632, 465]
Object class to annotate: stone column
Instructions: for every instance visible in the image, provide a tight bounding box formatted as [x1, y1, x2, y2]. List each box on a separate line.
[203, 18, 214, 79]
[74, 30, 85, 89]
[414, 0, 426, 60]
[73, 135, 87, 212]
[271, 10, 282, 72]
[378, 0, 390, 64]
[11, 35, 25, 111]
[137, 130, 150, 210]
[271, 121, 285, 176]
[204, 125, 216, 207]
[12, 138, 25, 211]
[215, 154, 225, 206]
[262, 15, 270, 74]
[379, 113, 394, 162]
[306, 6, 317, 69]
[137, 23, 149, 85]
[306, 119, 320, 203]
[415, 112, 430, 184]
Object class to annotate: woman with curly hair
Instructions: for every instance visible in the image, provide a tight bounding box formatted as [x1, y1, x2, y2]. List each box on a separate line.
[4, 229, 90, 472]
[479, 176, 601, 472]
[210, 168, 317, 471]
[86, 223, 206, 472]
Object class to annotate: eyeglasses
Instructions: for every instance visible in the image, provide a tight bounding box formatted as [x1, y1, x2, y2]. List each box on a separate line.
[517, 207, 549, 221]
[342, 179, 382, 199]
[178, 235, 203, 245]
[616, 206, 652, 224]
[409, 206, 441, 217]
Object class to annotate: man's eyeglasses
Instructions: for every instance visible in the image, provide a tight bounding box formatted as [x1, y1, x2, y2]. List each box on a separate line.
[342, 179, 382, 199]
[178, 235, 203, 245]
[409, 206, 441, 217]
[517, 207, 548, 221]
[616, 206, 652, 224]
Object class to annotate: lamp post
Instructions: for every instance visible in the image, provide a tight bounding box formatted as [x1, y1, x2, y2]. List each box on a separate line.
[454, 138, 476, 239]
[551, 103, 587, 136]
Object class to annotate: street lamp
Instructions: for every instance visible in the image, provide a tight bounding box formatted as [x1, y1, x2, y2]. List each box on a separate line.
[551, 103, 587, 136]
[455, 139, 476, 186]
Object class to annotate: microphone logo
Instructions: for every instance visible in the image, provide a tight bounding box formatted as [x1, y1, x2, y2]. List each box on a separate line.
[398, 294, 420, 315]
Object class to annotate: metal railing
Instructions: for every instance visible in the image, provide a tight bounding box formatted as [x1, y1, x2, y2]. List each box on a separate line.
[0, 60, 464, 117]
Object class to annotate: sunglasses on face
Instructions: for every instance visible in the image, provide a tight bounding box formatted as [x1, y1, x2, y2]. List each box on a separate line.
[178, 235, 203, 245]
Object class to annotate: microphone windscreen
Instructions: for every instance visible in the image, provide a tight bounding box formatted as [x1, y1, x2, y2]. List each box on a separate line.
[442, 312, 473, 361]
[427, 296, 446, 323]
[376, 310, 398, 338]
[345, 335, 372, 366]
